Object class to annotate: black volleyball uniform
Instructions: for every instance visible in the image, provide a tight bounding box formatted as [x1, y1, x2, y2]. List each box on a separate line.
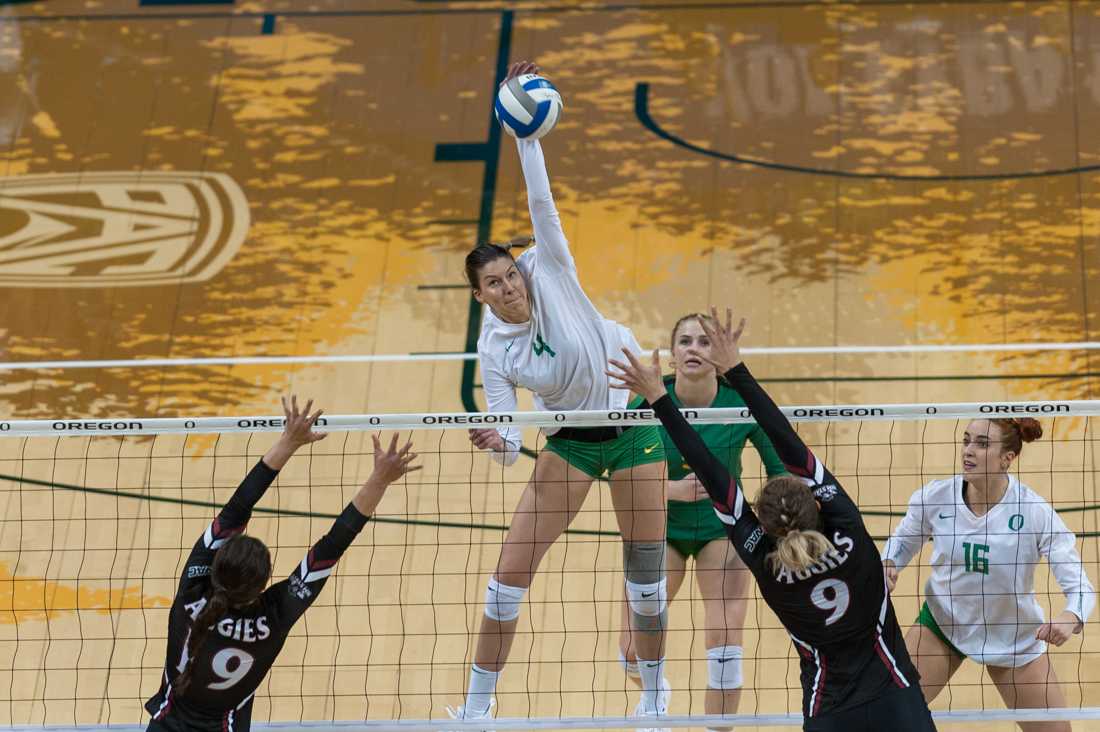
[146, 459, 369, 732]
[650, 363, 936, 731]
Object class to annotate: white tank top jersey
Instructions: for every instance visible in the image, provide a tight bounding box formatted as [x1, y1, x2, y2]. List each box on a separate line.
[883, 475, 1096, 667]
[477, 139, 640, 465]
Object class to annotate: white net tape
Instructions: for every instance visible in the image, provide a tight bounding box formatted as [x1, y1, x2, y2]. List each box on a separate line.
[1, 399, 1092, 437]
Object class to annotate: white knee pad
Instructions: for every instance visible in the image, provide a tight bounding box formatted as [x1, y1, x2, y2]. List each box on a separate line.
[483, 577, 527, 622]
[619, 649, 640, 679]
[625, 578, 668, 617]
[707, 645, 743, 690]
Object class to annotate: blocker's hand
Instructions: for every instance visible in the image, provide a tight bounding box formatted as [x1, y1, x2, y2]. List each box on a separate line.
[469, 428, 506, 453]
[353, 434, 421, 517]
[280, 395, 327, 448]
[607, 348, 666, 405]
[263, 395, 327, 470]
[688, 307, 746, 375]
[1036, 610, 1083, 646]
[367, 433, 420, 487]
[502, 60, 541, 87]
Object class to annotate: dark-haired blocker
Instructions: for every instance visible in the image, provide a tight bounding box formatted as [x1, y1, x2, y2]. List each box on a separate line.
[618, 312, 788, 720]
[145, 399, 419, 732]
[609, 312, 937, 732]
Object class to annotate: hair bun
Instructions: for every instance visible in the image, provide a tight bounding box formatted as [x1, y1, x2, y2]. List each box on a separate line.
[1015, 417, 1043, 443]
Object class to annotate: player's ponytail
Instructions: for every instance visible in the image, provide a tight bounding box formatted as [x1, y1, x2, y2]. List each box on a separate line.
[464, 236, 533, 289]
[772, 528, 835, 573]
[756, 476, 833, 573]
[174, 587, 228, 695]
[173, 535, 272, 695]
[992, 417, 1043, 458]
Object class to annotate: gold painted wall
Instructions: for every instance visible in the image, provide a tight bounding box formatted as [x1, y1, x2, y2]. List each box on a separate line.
[0, 2, 1096, 420]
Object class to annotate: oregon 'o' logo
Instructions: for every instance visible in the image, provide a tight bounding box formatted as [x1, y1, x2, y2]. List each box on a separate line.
[0, 171, 249, 287]
[1008, 514, 1025, 531]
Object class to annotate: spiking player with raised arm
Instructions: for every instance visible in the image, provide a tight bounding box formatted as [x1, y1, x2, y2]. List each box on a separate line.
[884, 418, 1095, 732]
[608, 309, 937, 732]
[145, 397, 419, 732]
[454, 61, 669, 725]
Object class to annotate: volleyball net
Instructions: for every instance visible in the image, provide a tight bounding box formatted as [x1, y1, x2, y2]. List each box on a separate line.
[1, 402, 1098, 730]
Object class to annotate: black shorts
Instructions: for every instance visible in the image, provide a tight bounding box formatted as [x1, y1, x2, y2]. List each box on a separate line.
[804, 685, 936, 732]
[146, 712, 234, 732]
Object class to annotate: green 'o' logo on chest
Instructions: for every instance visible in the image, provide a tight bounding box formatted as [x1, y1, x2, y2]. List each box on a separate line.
[1008, 514, 1024, 531]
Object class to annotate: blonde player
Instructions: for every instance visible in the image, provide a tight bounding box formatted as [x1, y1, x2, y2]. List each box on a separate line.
[451, 61, 669, 724]
[883, 418, 1096, 731]
[609, 310, 937, 731]
[618, 314, 786, 720]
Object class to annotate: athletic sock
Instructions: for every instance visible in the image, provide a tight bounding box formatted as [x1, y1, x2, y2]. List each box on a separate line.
[464, 664, 499, 715]
[637, 656, 666, 712]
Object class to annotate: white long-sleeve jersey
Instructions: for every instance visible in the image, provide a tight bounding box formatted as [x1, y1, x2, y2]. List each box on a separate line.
[883, 475, 1096, 667]
[477, 139, 640, 466]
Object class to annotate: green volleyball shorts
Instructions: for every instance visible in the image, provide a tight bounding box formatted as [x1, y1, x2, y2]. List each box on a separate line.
[544, 425, 666, 479]
[917, 601, 967, 659]
[666, 498, 727, 558]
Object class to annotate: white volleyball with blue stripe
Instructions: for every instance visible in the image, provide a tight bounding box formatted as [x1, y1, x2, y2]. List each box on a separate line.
[494, 74, 563, 140]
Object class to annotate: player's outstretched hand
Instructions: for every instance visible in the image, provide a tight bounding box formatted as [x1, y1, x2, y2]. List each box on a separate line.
[689, 307, 746, 375]
[607, 348, 666, 405]
[263, 395, 327, 470]
[281, 395, 327, 447]
[1036, 610, 1083, 646]
[368, 433, 420, 487]
[502, 60, 541, 87]
[469, 428, 506, 453]
[353, 434, 421, 517]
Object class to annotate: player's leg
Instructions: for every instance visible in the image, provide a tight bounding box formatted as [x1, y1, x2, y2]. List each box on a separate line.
[695, 538, 749, 722]
[987, 654, 1070, 732]
[619, 543, 687, 690]
[904, 609, 964, 702]
[455, 449, 594, 718]
[608, 428, 668, 714]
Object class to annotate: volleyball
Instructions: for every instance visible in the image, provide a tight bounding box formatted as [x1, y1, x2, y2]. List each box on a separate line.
[494, 74, 563, 140]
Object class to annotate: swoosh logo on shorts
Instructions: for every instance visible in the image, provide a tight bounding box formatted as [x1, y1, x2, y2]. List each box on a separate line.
[643, 444, 660, 454]
[641, 591, 657, 598]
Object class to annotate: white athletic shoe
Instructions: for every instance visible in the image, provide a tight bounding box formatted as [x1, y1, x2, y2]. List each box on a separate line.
[445, 698, 496, 731]
[632, 677, 671, 732]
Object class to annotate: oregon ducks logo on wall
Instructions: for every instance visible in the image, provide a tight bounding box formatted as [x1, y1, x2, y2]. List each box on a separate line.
[0, 171, 249, 287]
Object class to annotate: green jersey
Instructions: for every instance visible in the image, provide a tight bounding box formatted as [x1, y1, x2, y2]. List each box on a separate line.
[631, 376, 786, 482]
